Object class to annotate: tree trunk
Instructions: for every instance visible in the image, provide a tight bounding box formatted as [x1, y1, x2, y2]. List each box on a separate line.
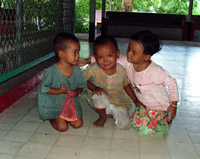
[109, 0, 112, 10]
[112, 0, 116, 10]
[121, 0, 133, 12]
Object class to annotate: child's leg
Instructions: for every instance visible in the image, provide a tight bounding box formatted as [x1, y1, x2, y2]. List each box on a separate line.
[93, 108, 107, 127]
[111, 106, 131, 129]
[70, 117, 83, 129]
[49, 117, 68, 132]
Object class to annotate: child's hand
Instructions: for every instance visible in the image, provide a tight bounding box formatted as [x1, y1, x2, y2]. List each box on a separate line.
[166, 105, 177, 122]
[60, 85, 68, 94]
[67, 90, 76, 98]
[78, 58, 91, 66]
[77, 59, 87, 66]
[135, 100, 146, 108]
[93, 87, 107, 95]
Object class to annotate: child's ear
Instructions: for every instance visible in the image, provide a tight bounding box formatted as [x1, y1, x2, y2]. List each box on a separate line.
[57, 50, 63, 58]
[117, 49, 120, 58]
[145, 54, 151, 61]
[57, 50, 62, 57]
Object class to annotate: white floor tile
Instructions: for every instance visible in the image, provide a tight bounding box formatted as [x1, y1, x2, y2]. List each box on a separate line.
[28, 133, 59, 145]
[140, 140, 169, 153]
[46, 145, 81, 159]
[0, 154, 14, 159]
[17, 142, 52, 158]
[87, 127, 113, 139]
[167, 140, 198, 155]
[139, 133, 165, 142]
[54, 134, 85, 148]
[110, 150, 139, 159]
[164, 130, 192, 143]
[21, 114, 42, 123]
[170, 154, 200, 159]
[82, 136, 111, 150]
[113, 128, 139, 140]
[0, 140, 23, 155]
[140, 152, 171, 159]
[111, 138, 139, 152]
[12, 121, 41, 132]
[14, 155, 45, 159]
[78, 148, 110, 159]
[3, 130, 34, 142]
[194, 143, 200, 156]
[35, 122, 60, 135]
[0, 120, 16, 130]
[62, 126, 89, 136]
[189, 133, 200, 144]
[0, 112, 24, 124]
[0, 129, 8, 139]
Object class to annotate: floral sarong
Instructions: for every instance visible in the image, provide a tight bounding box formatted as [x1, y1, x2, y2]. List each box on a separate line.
[131, 106, 169, 135]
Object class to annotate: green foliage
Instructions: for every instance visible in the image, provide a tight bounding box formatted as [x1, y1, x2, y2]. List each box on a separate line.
[75, 0, 200, 33]
[75, 0, 90, 33]
[133, 0, 200, 15]
[23, 0, 60, 31]
[75, 0, 123, 33]
[1, 0, 15, 8]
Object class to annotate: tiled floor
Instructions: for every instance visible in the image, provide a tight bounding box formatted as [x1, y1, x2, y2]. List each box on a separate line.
[0, 39, 200, 159]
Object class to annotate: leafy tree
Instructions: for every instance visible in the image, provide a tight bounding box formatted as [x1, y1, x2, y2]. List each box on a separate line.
[121, 0, 133, 12]
[133, 0, 200, 15]
[75, 0, 200, 33]
[75, 0, 89, 33]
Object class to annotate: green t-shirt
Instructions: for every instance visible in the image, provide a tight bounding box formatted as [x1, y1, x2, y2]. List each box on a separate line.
[38, 64, 87, 120]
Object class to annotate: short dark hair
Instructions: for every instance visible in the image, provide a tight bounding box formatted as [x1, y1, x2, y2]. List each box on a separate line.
[130, 31, 161, 56]
[53, 32, 79, 54]
[93, 35, 118, 54]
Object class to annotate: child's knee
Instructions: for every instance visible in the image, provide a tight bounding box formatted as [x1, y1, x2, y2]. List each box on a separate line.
[50, 119, 68, 132]
[72, 122, 83, 129]
[56, 124, 68, 132]
[70, 119, 83, 129]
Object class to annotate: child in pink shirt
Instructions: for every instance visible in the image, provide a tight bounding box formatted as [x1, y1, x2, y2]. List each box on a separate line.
[126, 31, 178, 134]
[78, 31, 178, 134]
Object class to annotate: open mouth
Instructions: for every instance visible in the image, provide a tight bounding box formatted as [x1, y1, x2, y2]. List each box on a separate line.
[103, 63, 110, 67]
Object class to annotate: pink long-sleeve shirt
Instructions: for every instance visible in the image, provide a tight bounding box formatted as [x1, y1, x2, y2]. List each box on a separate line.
[91, 56, 179, 110]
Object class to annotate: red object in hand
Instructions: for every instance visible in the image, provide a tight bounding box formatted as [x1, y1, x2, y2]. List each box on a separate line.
[60, 91, 78, 121]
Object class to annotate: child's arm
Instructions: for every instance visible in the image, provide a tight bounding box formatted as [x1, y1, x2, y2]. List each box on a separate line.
[48, 84, 84, 98]
[47, 84, 68, 95]
[154, 65, 179, 122]
[87, 80, 107, 95]
[166, 101, 177, 122]
[67, 88, 84, 98]
[124, 84, 146, 108]
[78, 58, 91, 66]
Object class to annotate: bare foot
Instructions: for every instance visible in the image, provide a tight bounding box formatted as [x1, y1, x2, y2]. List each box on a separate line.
[93, 117, 106, 128]
[93, 118, 100, 127]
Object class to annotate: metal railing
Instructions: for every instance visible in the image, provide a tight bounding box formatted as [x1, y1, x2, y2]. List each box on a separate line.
[0, 0, 65, 76]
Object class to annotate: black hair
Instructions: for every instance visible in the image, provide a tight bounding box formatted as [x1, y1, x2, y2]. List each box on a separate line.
[130, 31, 162, 56]
[53, 32, 79, 55]
[93, 35, 118, 54]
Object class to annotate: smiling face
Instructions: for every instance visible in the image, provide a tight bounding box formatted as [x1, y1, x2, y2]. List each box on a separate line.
[94, 42, 120, 75]
[60, 40, 80, 65]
